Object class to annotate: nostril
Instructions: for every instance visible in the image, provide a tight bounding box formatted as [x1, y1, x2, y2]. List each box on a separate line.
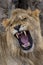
[14, 25, 21, 30]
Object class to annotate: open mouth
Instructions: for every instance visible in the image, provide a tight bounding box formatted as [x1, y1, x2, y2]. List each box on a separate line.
[14, 30, 33, 50]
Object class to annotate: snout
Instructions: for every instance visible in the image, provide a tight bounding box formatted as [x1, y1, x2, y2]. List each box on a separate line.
[14, 24, 28, 32]
[14, 25, 21, 31]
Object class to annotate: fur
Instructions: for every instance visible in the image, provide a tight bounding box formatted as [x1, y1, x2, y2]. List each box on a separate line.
[0, 9, 43, 65]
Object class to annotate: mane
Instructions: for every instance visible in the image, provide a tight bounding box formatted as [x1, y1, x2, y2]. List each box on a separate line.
[0, 9, 43, 65]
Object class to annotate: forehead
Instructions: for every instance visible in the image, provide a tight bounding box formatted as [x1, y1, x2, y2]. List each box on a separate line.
[10, 14, 29, 24]
[9, 9, 38, 28]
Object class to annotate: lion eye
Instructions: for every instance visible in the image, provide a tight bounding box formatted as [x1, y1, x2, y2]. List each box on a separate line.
[10, 24, 12, 26]
[24, 18, 27, 20]
[22, 18, 27, 21]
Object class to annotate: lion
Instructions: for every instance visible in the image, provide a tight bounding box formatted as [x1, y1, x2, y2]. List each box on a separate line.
[0, 9, 43, 65]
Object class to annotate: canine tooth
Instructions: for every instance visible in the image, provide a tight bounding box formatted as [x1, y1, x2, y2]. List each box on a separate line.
[21, 32, 22, 33]
[16, 34, 18, 38]
[28, 42, 30, 46]
[24, 31, 26, 36]
[22, 45, 26, 47]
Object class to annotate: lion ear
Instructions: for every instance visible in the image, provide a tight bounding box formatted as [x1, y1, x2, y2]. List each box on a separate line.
[27, 9, 40, 17]
[32, 9, 41, 17]
[2, 19, 10, 28]
[27, 8, 32, 15]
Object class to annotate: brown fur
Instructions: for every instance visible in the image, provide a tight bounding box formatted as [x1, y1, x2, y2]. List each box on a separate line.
[0, 9, 43, 65]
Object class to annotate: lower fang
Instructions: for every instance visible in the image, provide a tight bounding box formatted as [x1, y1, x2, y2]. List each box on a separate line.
[22, 42, 30, 47]
[28, 42, 30, 46]
[22, 45, 27, 47]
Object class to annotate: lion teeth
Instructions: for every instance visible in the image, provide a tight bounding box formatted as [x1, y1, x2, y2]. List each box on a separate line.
[24, 31, 26, 36]
[22, 42, 30, 47]
[28, 42, 30, 46]
[21, 31, 22, 33]
[16, 34, 18, 38]
[22, 45, 26, 47]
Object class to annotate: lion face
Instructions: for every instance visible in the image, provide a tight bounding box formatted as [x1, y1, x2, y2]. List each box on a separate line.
[2, 9, 42, 54]
[9, 15, 34, 53]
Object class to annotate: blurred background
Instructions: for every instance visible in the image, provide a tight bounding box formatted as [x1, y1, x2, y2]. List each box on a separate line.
[0, 0, 43, 36]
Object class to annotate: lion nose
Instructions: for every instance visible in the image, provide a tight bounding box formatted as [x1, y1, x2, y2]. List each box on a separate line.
[14, 25, 21, 30]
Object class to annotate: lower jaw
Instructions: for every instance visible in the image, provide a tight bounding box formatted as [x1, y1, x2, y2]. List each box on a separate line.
[20, 43, 34, 53]
[18, 38, 33, 51]
[19, 42, 33, 50]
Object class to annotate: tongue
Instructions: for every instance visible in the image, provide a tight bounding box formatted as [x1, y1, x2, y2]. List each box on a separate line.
[20, 34, 30, 47]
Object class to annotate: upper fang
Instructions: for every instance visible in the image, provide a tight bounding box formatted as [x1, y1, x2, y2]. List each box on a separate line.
[16, 34, 18, 38]
[24, 31, 26, 36]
